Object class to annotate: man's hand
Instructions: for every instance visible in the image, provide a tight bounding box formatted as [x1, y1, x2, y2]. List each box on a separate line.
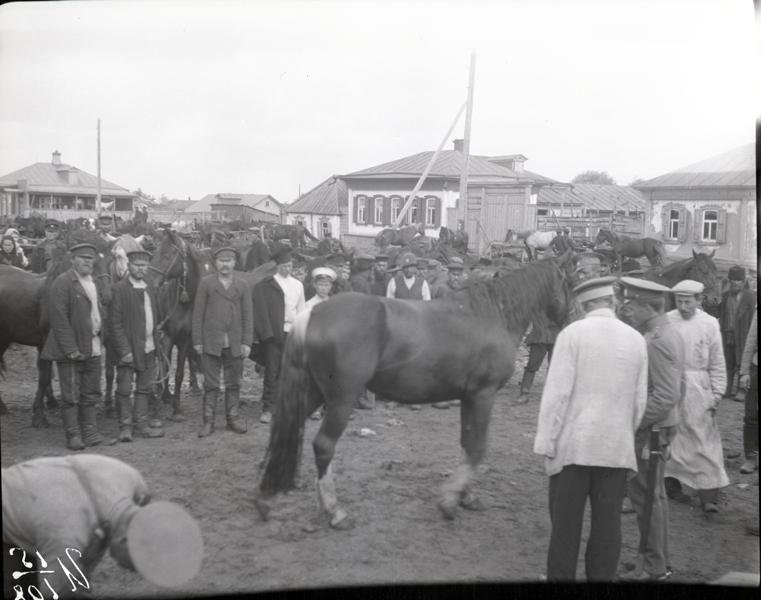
[194, 345, 203, 356]
[241, 344, 251, 358]
[67, 350, 85, 361]
[120, 353, 133, 365]
[739, 374, 750, 390]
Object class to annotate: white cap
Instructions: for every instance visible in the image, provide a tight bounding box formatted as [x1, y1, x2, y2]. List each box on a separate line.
[572, 275, 617, 304]
[311, 266, 337, 282]
[671, 279, 705, 296]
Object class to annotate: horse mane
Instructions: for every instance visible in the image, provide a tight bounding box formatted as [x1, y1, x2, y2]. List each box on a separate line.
[453, 258, 566, 334]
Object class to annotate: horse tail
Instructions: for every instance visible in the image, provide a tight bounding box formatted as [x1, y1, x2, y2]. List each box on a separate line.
[302, 226, 319, 242]
[259, 311, 314, 496]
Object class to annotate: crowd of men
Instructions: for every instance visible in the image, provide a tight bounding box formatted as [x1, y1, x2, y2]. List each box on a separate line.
[1, 225, 757, 591]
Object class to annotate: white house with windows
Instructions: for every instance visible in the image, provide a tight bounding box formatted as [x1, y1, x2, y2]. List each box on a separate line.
[284, 176, 344, 240]
[634, 143, 756, 270]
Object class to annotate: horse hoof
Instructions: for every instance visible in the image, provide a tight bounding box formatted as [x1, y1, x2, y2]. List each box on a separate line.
[254, 498, 271, 521]
[460, 494, 487, 512]
[32, 415, 50, 428]
[437, 499, 458, 520]
[329, 510, 353, 530]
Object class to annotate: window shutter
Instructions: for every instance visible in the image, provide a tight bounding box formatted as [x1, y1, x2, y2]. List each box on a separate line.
[716, 208, 727, 244]
[383, 196, 391, 226]
[434, 197, 442, 228]
[677, 209, 687, 242]
[352, 196, 358, 224]
[661, 207, 668, 239]
[416, 197, 424, 225]
[692, 209, 701, 242]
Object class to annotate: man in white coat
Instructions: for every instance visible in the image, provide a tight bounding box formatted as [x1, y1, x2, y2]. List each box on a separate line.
[664, 279, 729, 514]
[534, 276, 648, 582]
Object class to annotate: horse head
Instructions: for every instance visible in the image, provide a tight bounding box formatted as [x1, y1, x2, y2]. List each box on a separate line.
[689, 249, 721, 307]
[148, 227, 187, 288]
[594, 229, 614, 248]
[548, 249, 575, 325]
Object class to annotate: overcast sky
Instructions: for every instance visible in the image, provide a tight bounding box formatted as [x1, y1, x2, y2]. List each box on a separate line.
[0, 0, 758, 204]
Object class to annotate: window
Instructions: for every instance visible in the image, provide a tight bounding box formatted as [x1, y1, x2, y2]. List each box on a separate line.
[321, 220, 331, 237]
[374, 197, 384, 224]
[391, 197, 402, 223]
[409, 203, 418, 224]
[702, 210, 718, 241]
[425, 197, 437, 226]
[668, 209, 680, 239]
[537, 208, 549, 216]
[355, 196, 368, 224]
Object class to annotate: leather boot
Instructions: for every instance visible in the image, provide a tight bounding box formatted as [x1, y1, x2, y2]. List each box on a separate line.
[134, 392, 164, 439]
[516, 371, 535, 403]
[79, 404, 115, 446]
[116, 391, 133, 442]
[62, 403, 85, 451]
[167, 393, 186, 422]
[225, 388, 247, 434]
[148, 392, 164, 429]
[198, 391, 218, 437]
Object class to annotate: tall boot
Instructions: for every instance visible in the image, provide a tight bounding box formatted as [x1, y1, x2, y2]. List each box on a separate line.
[516, 371, 535, 403]
[723, 368, 737, 399]
[148, 392, 164, 429]
[134, 392, 164, 439]
[79, 404, 114, 447]
[62, 403, 85, 451]
[225, 387, 247, 434]
[116, 391, 133, 442]
[198, 391, 218, 437]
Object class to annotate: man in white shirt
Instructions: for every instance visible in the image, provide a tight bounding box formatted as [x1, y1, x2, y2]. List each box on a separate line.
[109, 250, 164, 442]
[386, 252, 431, 301]
[252, 245, 305, 424]
[534, 276, 647, 582]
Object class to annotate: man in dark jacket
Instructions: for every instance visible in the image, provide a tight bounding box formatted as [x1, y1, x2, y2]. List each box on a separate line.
[109, 250, 164, 442]
[192, 246, 254, 437]
[243, 227, 271, 272]
[252, 245, 305, 424]
[370, 254, 390, 296]
[348, 253, 374, 294]
[718, 265, 756, 400]
[41, 243, 115, 450]
[30, 221, 62, 273]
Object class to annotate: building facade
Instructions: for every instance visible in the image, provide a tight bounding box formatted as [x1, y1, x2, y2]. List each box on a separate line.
[185, 193, 283, 224]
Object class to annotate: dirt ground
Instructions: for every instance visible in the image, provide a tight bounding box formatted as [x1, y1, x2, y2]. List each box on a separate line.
[1, 342, 758, 596]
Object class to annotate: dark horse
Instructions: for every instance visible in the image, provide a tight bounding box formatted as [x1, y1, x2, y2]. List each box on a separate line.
[147, 228, 207, 420]
[262, 223, 319, 249]
[258, 252, 574, 528]
[595, 229, 666, 268]
[374, 223, 425, 249]
[0, 244, 111, 425]
[438, 226, 469, 254]
[641, 249, 721, 311]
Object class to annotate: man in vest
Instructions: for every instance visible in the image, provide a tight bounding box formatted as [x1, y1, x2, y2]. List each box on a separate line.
[386, 252, 431, 301]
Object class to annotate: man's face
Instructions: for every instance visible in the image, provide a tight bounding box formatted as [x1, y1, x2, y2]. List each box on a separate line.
[314, 279, 332, 298]
[574, 260, 601, 285]
[277, 260, 293, 277]
[448, 269, 465, 289]
[729, 279, 744, 293]
[215, 255, 235, 274]
[402, 265, 416, 278]
[374, 261, 387, 275]
[72, 254, 95, 276]
[338, 263, 350, 279]
[293, 263, 307, 282]
[675, 294, 700, 320]
[2, 239, 13, 253]
[45, 229, 59, 241]
[618, 297, 652, 332]
[128, 258, 150, 281]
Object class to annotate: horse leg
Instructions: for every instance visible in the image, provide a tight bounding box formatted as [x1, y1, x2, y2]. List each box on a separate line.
[167, 342, 188, 422]
[438, 388, 497, 520]
[104, 351, 116, 418]
[314, 392, 356, 529]
[32, 354, 52, 428]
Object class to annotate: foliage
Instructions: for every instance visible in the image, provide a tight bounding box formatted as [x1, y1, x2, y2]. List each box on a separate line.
[571, 170, 616, 185]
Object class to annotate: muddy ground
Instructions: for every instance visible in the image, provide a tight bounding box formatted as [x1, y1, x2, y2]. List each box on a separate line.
[1, 343, 758, 596]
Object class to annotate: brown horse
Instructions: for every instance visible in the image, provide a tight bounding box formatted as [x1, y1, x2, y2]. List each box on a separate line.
[438, 226, 469, 253]
[374, 223, 425, 249]
[262, 223, 319, 249]
[257, 252, 574, 528]
[595, 229, 666, 268]
[640, 249, 721, 312]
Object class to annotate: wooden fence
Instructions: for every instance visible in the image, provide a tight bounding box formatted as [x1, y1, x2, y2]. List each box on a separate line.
[536, 214, 645, 242]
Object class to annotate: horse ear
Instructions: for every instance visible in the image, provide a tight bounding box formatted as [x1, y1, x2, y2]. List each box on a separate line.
[708, 249, 715, 258]
[692, 249, 698, 260]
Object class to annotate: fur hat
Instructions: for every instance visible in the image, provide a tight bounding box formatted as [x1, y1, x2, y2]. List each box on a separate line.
[728, 265, 746, 281]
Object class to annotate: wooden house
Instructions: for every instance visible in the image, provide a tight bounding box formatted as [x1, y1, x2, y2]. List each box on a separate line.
[185, 193, 283, 224]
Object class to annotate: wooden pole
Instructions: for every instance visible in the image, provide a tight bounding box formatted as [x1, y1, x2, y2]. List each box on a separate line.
[96, 119, 102, 214]
[392, 101, 467, 228]
[457, 51, 476, 232]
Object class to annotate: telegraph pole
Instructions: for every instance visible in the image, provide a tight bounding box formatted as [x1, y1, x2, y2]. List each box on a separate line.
[96, 118, 102, 214]
[457, 52, 476, 233]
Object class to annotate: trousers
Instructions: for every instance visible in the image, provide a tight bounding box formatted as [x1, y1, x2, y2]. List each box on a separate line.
[56, 357, 101, 407]
[261, 338, 284, 412]
[526, 343, 554, 373]
[201, 348, 243, 393]
[115, 352, 156, 428]
[744, 369, 758, 457]
[547, 464, 627, 582]
[628, 452, 669, 575]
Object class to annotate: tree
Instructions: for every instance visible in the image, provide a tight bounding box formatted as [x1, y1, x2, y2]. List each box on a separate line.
[629, 177, 646, 187]
[571, 170, 616, 185]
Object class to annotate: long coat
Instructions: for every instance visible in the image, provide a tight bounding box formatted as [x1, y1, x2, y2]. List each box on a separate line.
[664, 309, 729, 490]
[244, 239, 271, 272]
[108, 278, 160, 371]
[718, 288, 756, 363]
[41, 269, 105, 361]
[191, 274, 253, 356]
[252, 275, 286, 344]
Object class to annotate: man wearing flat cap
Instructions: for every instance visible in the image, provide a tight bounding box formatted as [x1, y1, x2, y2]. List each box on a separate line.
[617, 277, 685, 581]
[108, 250, 164, 442]
[664, 280, 728, 514]
[252, 244, 305, 424]
[433, 257, 467, 300]
[718, 265, 755, 400]
[30, 221, 62, 273]
[370, 254, 390, 296]
[348, 253, 375, 295]
[386, 252, 431, 301]
[42, 243, 115, 450]
[192, 246, 254, 437]
[534, 276, 647, 582]
[2, 454, 202, 598]
[243, 227, 271, 272]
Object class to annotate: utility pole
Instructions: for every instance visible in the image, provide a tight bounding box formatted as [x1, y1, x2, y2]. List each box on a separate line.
[457, 51, 476, 233]
[96, 119, 102, 214]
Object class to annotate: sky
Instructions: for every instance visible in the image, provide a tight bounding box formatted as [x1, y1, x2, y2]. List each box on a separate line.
[0, 0, 758, 204]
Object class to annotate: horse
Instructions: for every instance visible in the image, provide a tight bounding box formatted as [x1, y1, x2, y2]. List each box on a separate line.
[595, 229, 666, 268]
[438, 226, 469, 254]
[374, 223, 425, 249]
[640, 249, 721, 311]
[257, 251, 575, 528]
[505, 229, 558, 261]
[262, 223, 319, 249]
[0, 241, 112, 425]
[147, 228, 207, 420]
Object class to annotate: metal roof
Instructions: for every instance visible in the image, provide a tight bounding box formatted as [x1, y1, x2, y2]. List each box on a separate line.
[187, 193, 280, 214]
[285, 176, 346, 215]
[0, 161, 133, 196]
[345, 150, 521, 180]
[635, 143, 755, 188]
[539, 184, 645, 212]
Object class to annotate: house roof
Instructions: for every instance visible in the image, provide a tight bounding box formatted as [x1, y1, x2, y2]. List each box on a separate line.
[0, 161, 133, 197]
[149, 199, 196, 212]
[345, 150, 522, 180]
[285, 176, 346, 215]
[186, 193, 281, 214]
[539, 184, 645, 213]
[635, 143, 755, 188]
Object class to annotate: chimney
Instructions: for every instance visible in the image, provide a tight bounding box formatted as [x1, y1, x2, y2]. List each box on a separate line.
[52, 150, 61, 165]
[453, 139, 464, 153]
